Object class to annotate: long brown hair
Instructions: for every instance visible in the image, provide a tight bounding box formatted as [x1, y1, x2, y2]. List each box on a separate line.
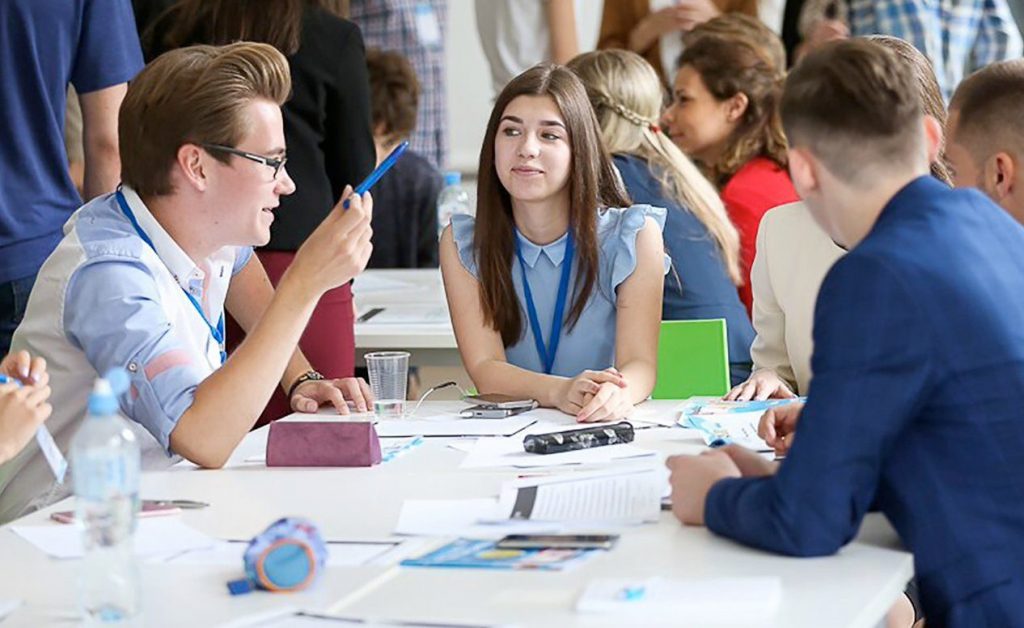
[866, 35, 953, 185]
[569, 49, 743, 285]
[476, 64, 630, 347]
[148, 0, 326, 58]
[679, 15, 789, 187]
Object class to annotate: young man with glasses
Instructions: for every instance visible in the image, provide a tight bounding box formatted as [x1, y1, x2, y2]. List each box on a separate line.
[0, 42, 376, 523]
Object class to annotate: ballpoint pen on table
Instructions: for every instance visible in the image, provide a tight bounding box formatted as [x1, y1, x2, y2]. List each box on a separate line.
[145, 499, 210, 509]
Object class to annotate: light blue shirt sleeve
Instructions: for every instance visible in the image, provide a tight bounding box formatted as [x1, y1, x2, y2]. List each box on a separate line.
[449, 213, 479, 278]
[598, 204, 669, 299]
[232, 246, 254, 276]
[65, 258, 207, 455]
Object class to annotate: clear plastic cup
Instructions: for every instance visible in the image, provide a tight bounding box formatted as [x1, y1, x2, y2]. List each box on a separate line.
[364, 351, 410, 418]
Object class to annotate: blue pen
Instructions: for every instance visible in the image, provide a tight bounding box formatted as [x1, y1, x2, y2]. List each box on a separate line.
[0, 374, 67, 483]
[342, 140, 409, 209]
[381, 435, 424, 463]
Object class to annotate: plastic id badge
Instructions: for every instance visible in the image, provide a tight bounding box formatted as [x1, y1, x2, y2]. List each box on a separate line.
[414, 3, 442, 47]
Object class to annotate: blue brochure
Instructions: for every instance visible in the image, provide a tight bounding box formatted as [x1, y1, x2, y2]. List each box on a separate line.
[678, 397, 805, 416]
[401, 539, 597, 571]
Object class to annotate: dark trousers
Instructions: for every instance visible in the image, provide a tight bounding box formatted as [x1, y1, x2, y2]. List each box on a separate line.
[0, 274, 38, 356]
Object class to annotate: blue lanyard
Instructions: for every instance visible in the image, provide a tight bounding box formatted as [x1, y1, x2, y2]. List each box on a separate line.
[515, 231, 574, 375]
[115, 191, 226, 364]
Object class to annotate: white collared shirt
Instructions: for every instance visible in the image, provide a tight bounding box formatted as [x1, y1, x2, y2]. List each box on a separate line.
[0, 187, 252, 522]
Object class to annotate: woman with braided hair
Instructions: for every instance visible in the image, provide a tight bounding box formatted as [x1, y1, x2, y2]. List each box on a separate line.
[661, 14, 799, 315]
[569, 49, 754, 385]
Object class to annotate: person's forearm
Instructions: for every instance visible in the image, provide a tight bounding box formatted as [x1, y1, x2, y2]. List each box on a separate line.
[170, 276, 319, 468]
[627, 18, 659, 54]
[466, 358, 566, 407]
[616, 359, 657, 404]
[546, 0, 579, 63]
[225, 257, 315, 395]
[79, 84, 128, 201]
[82, 139, 121, 201]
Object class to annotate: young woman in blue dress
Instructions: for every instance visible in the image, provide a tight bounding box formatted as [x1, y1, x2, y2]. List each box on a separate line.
[569, 49, 755, 386]
[440, 64, 666, 423]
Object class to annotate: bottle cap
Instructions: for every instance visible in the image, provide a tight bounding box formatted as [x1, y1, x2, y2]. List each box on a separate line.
[443, 171, 461, 186]
[87, 367, 130, 416]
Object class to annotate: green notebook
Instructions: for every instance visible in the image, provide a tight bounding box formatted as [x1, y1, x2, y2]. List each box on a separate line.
[652, 319, 730, 399]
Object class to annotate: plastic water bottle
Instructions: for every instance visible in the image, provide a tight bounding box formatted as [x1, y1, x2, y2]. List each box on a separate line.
[71, 369, 141, 622]
[437, 171, 471, 236]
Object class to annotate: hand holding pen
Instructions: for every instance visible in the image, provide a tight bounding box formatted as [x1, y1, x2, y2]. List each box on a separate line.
[0, 351, 53, 466]
[287, 140, 407, 297]
[0, 349, 48, 387]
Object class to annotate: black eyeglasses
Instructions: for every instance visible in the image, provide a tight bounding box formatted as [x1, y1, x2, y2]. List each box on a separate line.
[201, 143, 287, 179]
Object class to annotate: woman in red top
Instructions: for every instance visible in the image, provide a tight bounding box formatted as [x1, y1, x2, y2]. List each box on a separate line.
[662, 15, 797, 315]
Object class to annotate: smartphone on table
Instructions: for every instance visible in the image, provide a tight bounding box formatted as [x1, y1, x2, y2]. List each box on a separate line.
[495, 534, 620, 550]
[459, 394, 538, 419]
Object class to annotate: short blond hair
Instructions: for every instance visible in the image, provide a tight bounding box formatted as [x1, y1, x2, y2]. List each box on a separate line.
[119, 42, 292, 197]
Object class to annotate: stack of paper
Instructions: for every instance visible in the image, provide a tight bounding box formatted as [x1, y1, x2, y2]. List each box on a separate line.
[394, 468, 665, 538]
[496, 468, 664, 524]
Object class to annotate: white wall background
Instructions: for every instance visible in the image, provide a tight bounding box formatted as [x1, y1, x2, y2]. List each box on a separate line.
[443, 1, 605, 174]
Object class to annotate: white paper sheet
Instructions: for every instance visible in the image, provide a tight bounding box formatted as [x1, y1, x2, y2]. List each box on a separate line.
[375, 416, 536, 438]
[152, 540, 401, 567]
[0, 599, 21, 621]
[11, 517, 216, 560]
[357, 305, 449, 325]
[576, 576, 782, 620]
[352, 274, 416, 294]
[459, 437, 657, 469]
[496, 468, 664, 524]
[393, 499, 561, 539]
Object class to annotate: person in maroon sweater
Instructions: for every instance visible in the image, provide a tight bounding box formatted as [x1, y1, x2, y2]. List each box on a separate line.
[662, 15, 798, 315]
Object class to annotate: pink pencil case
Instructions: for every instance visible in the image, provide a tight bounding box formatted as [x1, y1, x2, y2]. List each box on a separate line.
[266, 420, 382, 467]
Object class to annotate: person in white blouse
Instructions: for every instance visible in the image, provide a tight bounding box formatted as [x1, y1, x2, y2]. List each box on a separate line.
[725, 201, 841, 399]
[727, 34, 955, 404]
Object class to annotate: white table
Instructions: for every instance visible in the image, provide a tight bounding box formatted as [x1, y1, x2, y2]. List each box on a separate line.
[352, 269, 456, 354]
[0, 401, 913, 627]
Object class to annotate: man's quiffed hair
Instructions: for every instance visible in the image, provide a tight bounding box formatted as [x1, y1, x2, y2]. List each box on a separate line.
[781, 39, 924, 184]
[949, 59, 1024, 164]
[119, 42, 292, 197]
[366, 47, 420, 146]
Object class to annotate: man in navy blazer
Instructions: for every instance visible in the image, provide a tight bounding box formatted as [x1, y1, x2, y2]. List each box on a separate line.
[666, 40, 1024, 627]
